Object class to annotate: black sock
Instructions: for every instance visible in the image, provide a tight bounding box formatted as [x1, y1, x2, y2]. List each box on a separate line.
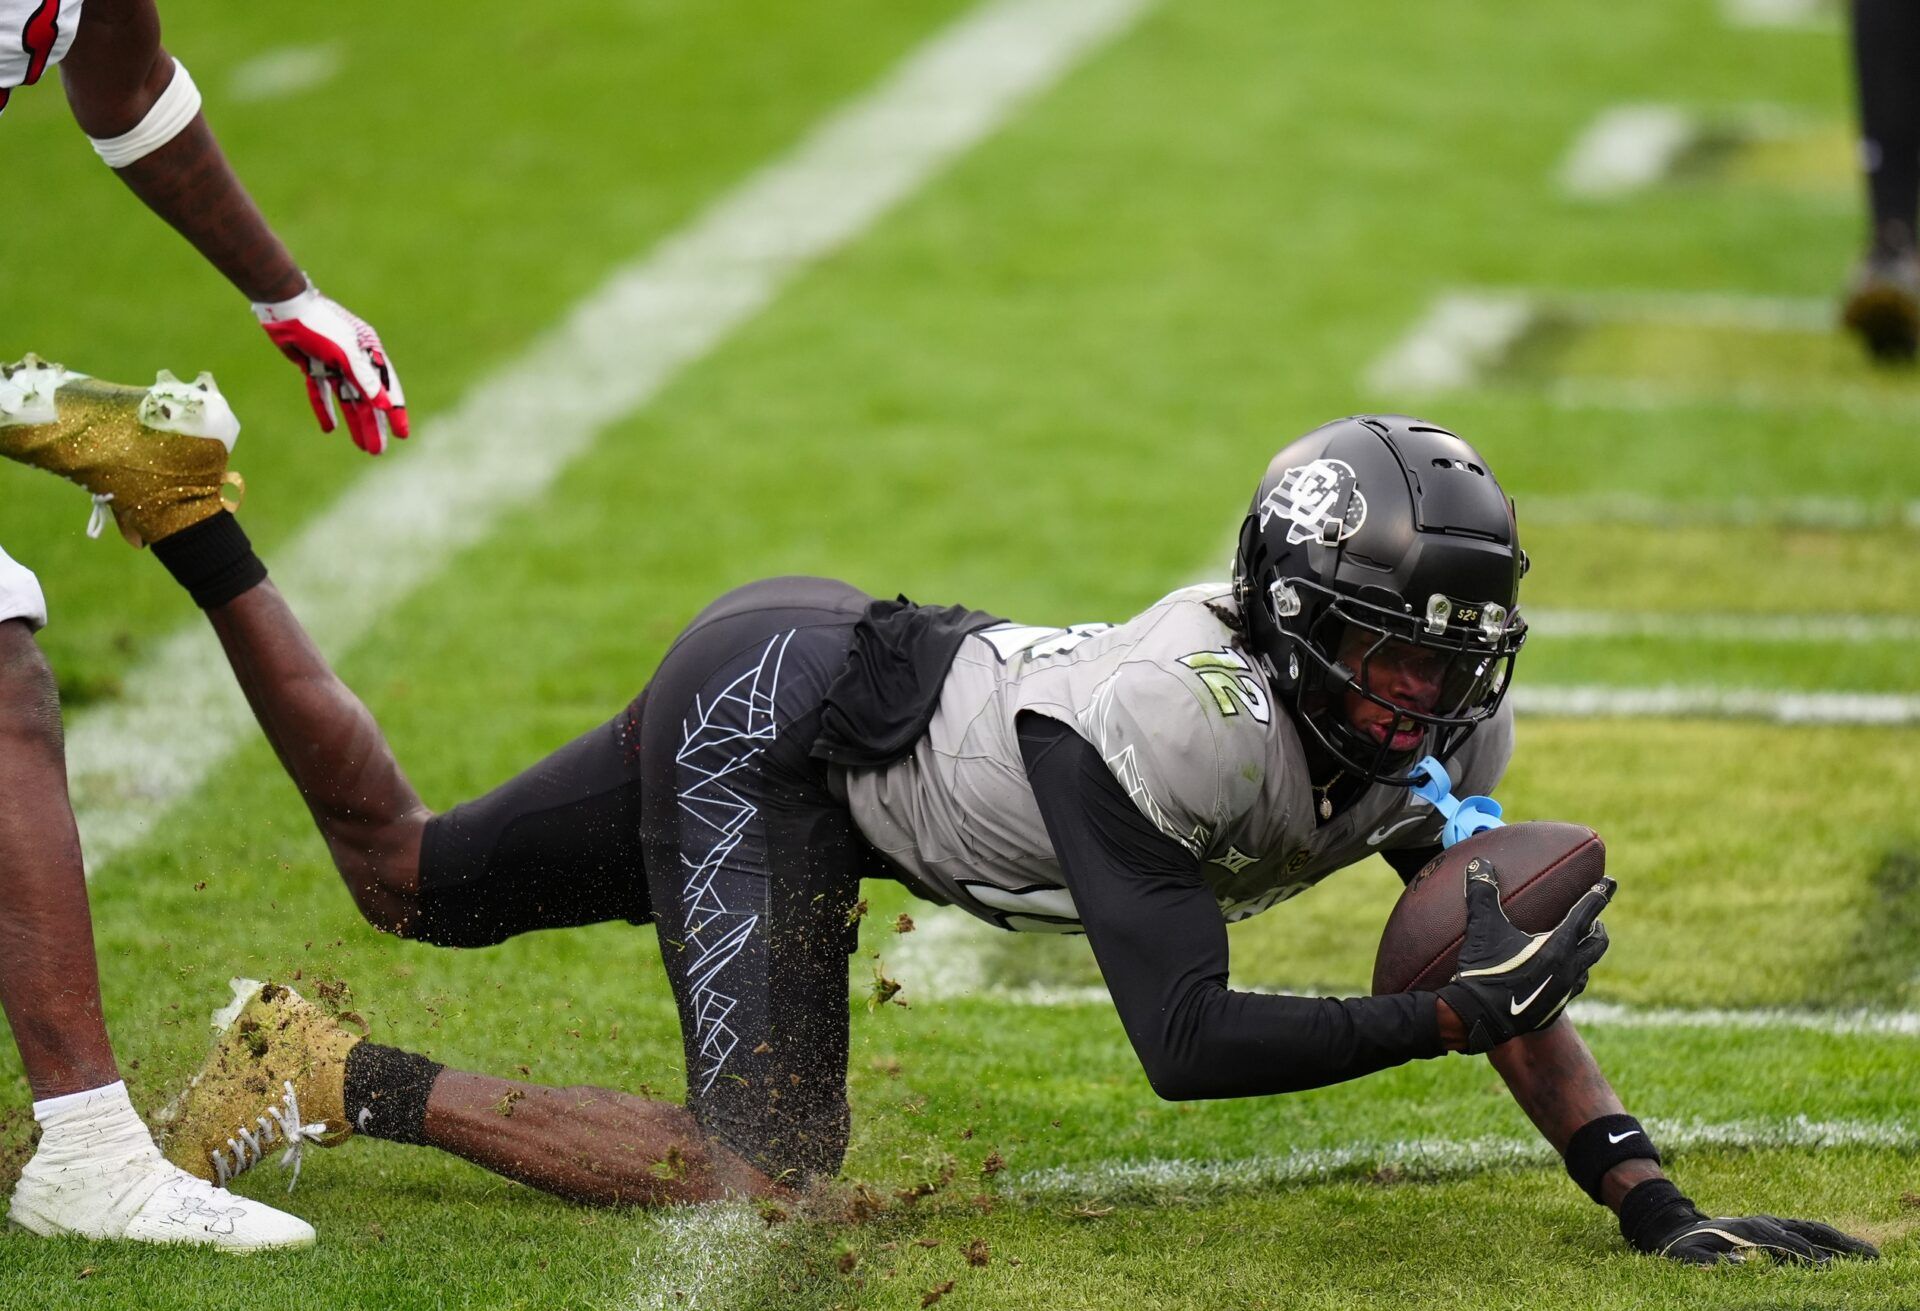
[1851, 0, 1920, 255]
[149, 512, 267, 610]
[343, 1042, 445, 1145]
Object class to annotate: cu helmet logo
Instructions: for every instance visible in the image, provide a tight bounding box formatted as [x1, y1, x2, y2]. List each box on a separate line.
[1259, 458, 1368, 545]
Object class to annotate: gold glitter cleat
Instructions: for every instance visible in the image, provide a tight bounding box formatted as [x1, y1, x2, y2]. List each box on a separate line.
[0, 355, 245, 547]
[154, 980, 365, 1193]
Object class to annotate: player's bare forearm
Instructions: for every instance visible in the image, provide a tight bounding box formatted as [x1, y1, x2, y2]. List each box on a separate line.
[204, 578, 429, 918]
[59, 0, 303, 302]
[1487, 1019, 1664, 1210]
[110, 114, 304, 303]
[0, 622, 120, 1096]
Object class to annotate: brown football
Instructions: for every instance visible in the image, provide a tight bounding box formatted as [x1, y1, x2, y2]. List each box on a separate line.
[1371, 821, 1608, 995]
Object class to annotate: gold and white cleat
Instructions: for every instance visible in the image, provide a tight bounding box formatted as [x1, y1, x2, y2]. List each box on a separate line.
[155, 980, 364, 1193]
[0, 355, 245, 547]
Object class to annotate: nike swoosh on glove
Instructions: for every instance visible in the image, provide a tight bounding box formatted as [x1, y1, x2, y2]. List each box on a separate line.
[254, 280, 408, 454]
[1435, 857, 1613, 1054]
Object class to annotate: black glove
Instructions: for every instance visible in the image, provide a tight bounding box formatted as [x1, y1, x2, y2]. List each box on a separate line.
[1436, 856, 1612, 1054]
[1621, 1179, 1880, 1265]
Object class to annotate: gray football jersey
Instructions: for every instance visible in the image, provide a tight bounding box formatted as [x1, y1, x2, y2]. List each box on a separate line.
[841, 582, 1514, 932]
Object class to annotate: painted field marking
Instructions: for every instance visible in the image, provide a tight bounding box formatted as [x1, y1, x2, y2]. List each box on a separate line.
[63, 0, 1158, 875]
[1721, 0, 1838, 32]
[1363, 286, 1920, 419]
[1361, 292, 1534, 394]
[1555, 103, 1831, 200]
[630, 1204, 767, 1311]
[227, 43, 345, 104]
[1509, 684, 1920, 725]
[887, 907, 1920, 1036]
[1558, 105, 1698, 199]
[1523, 609, 1920, 644]
[1519, 493, 1920, 531]
[1011, 1115, 1916, 1199]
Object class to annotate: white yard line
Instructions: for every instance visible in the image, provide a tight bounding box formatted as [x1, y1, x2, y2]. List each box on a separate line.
[1524, 609, 1920, 643]
[1508, 684, 1920, 725]
[1557, 105, 1699, 199]
[1361, 292, 1536, 394]
[1363, 287, 1851, 399]
[1519, 493, 1920, 530]
[891, 907, 1920, 1036]
[1569, 1001, 1920, 1039]
[1012, 1115, 1916, 1198]
[1721, 0, 1838, 32]
[629, 1204, 768, 1311]
[64, 0, 1158, 876]
[226, 43, 345, 104]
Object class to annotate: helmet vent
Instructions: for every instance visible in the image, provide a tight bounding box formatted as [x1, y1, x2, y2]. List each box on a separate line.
[1431, 457, 1486, 476]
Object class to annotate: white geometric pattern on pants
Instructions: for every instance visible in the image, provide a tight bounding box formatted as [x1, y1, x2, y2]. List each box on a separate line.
[675, 631, 793, 1094]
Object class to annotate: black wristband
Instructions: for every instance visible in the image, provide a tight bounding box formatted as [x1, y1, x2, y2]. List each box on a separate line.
[149, 512, 266, 609]
[1618, 1177, 1705, 1254]
[1563, 1113, 1661, 1204]
[343, 1042, 445, 1146]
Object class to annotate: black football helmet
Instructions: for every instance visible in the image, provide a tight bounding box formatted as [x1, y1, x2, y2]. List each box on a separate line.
[1231, 415, 1527, 785]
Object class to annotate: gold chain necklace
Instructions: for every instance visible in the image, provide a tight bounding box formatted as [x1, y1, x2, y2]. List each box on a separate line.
[1313, 770, 1346, 821]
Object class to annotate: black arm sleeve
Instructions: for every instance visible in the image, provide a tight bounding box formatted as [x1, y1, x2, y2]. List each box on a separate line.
[1383, 844, 1444, 887]
[1016, 713, 1445, 1101]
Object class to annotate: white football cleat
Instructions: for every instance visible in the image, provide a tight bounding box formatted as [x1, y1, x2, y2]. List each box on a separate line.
[7, 1081, 314, 1253]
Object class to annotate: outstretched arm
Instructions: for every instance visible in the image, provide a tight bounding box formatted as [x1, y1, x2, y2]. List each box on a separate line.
[1018, 712, 1453, 1098]
[1487, 1020, 1657, 1205]
[60, 0, 301, 301]
[60, 0, 408, 452]
[199, 560, 432, 932]
[1487, 956, 1877, 1264]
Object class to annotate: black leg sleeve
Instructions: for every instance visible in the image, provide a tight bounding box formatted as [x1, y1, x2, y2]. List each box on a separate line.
[1851, 0, 1920, 251]
[411, 702, 651, 948]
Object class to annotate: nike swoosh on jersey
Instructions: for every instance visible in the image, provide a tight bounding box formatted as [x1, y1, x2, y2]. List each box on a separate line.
[1608, 1130, 1641, 1144]
[1509, 978, 1552, 1015]
[1367, 814, 1426, 846]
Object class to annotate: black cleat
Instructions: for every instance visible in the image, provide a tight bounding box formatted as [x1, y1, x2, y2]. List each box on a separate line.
[1841, 248, 1920, 365]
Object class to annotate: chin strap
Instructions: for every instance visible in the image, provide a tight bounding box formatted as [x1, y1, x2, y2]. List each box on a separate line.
[1408, 755, 1504, 848]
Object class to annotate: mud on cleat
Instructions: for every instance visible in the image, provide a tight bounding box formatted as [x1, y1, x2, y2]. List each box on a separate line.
[0, 355, 246, 547]
[1841, 248, 1920, 364]
[155, 980, 365, 1193]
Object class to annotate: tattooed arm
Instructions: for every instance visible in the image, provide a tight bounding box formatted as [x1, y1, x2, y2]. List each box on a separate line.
[60, 0, 304, 302]
[1487, 1021, 1665, 1212]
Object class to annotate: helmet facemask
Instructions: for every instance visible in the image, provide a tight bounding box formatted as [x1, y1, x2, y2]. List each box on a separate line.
[1261, 576, 1525, 785]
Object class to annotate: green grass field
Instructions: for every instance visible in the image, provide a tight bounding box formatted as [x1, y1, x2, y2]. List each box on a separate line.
[3, 0, 1917, 1305]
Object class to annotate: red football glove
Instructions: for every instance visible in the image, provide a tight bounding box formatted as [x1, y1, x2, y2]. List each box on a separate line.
[253, 279, 408, 454]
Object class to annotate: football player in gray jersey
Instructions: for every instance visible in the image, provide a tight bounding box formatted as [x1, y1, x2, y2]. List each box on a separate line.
[12, 393, 1874, 1264]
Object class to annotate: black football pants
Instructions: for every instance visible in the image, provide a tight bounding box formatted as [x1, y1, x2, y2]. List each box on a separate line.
[412, 577, 876, 1182]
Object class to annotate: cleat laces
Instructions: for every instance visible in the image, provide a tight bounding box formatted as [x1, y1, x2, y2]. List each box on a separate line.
[209, 1080, 330, 1194]
[86, 493, 114, 539]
